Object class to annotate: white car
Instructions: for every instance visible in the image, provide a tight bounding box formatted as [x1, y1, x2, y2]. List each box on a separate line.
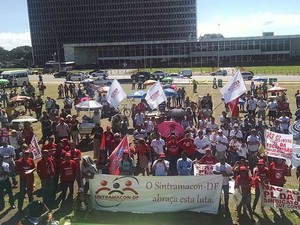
[69, 73, 85, 81]
[90, 70, 109, 79]
[211, 70, 227, 76]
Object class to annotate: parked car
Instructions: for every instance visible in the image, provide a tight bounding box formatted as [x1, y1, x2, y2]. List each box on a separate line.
[167, 73, 182, 79]
[152, 70, 167, 80]
[179, 69, 193, 78]
[69, 73, 86, 81]
[211, 69, 227, 76]
[93, 77, 114, 86]
[90, 70, 109, 79]
[241, 71, 254, 80]
[53, 71, 70, 78]
[131, 71, 151, 80]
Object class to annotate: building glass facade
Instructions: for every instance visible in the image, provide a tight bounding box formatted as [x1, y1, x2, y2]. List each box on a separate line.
[27, 0, 197, 65]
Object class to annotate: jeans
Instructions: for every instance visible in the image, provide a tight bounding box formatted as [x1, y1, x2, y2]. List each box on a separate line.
[18, 178, 34, 211]
[253, 186, 260, 211]
[0, 178, 14, 209]
[222, 184, 229, 209]
[61, 181, 74, 201]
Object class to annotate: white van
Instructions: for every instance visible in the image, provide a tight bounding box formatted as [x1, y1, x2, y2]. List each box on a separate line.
[178, 69, 193, 78]
[241, 71, 254, 80]
[1, 70, 30, 86]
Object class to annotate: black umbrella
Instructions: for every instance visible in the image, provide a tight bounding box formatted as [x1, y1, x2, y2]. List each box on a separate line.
[166, 109, 188, 117]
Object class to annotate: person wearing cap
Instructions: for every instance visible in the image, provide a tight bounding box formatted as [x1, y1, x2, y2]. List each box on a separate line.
[235, 166, 254, 222]
[196, 148, 218, 166]
[176, 151, 193, 176]
[42, 136, 57, 158]
[252, 159, 269, 212]
[56, 118, 69, 143]
[194, 129, 211, 160]
[9, 129, 22, 159]
[215, 129, 229, 160]
[15, 150, 35, 212]
[213, 157, 233, 212]
[60, 152, 77, 201]
[37, 150, 55, 207]
[0, 155, 15, 210]
[229, 123, 243, 140]
[118, 149, 135, 176]
[152, 152, 169, 176]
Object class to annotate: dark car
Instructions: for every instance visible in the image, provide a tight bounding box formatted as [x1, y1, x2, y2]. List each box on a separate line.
[131, 71, 151, 81]
[53, 71, 70, 78]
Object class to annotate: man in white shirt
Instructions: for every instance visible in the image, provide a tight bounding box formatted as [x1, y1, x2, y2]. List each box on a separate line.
[278, 112, 290, 134]
[0, 155, 15, 209]
[216, 129, 229, 160]
[0, 141, 17, 186]
[56, 118, 69, 141]
[134, 111, 145, 128]
[257, 97, 267, 121]
[247, 129, 260, 154]
[229, 123, 243, 140]
[213, 157, 233, 212]
[207, 117, 219, 130]
[152, 153, 169, 176]
[247, 96, 257, 116]
[194, 130, 211, 160]
[267, 99, 277, 125]
[133, 126, 147, 145]
[151, 133, 166, 161]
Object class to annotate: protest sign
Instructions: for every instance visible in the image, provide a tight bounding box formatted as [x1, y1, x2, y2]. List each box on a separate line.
[90, 174, 223, 214]
[259, 183, 300, 210]
[194, 163, 214, 175]
[265, 130, 293, 162]
[29, 135, 41, 160]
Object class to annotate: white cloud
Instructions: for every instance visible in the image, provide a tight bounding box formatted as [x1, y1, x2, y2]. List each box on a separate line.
[197, 13, 300, 38]
[0, 32, 31, 50]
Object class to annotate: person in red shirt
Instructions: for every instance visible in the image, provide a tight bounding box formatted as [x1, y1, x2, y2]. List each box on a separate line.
[103, 126, 114, 156]
[197, 148, 218, 165]
[69, 142, 82, 188]
[179, 131, 196, 160]
[235, 166, 254, 222]
[166, 135, 180, 175]
[60, 153, 77, 201]
[15, 150, 35, 212]
[252, 159, 270, 212]
[37, 150, 55, 207]
[269, 158, 291, 187]
[136, 138, 151, 176]
[111, 133, 121, 150]
[42, 136, 57, 159]
[53, 143, 66, 192]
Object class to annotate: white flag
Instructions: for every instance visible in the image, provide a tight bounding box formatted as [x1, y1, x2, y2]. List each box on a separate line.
[107, 79, 127, 109]
[29, 135, 41, 160]
[145, 81, 167, 109]
[220, 70, 246, 103]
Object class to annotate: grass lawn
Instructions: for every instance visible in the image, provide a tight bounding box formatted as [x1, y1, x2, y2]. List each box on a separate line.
[1, 79, 300, 224]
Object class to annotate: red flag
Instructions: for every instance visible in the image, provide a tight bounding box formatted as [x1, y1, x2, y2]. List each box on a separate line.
[100, 132, 106, 150]
[228, 97, 239, 117]
[109, 136, 129, 175]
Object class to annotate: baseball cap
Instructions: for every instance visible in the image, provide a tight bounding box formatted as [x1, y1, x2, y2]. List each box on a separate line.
[159, 152, 166, 158]
[240, 166, 248, 171]
[24, 150, 30, 155]
[258, 159, 265, 165]
[218, 129, 223, 133]
[65, 152, 71, 157]
[123, 149, 129, 154]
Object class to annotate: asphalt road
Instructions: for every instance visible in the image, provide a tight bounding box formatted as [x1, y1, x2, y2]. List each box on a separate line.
[30, 72, 300, 84]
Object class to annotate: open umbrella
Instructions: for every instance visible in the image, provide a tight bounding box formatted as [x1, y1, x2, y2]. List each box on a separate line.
[75, 100, 103, 111]
[165, 108, 188, 117]
[127, 90, 146, 99]
[164, 88, 178, 97]
[81, 78, 94, 83]
[158, 121, 184, 138]
[143, 80, 156, 86]
[162, 77, 173, 83]
[267, 83, 287, 93]
[80, 97, 90, 102]
[163, 84, 178, 91]
[253, 77, 268, 83]
[0, 79, 9, 85]
[238, 98, 245, 104]
[11, 116, 38, 123]
[10, 95, 30, 102]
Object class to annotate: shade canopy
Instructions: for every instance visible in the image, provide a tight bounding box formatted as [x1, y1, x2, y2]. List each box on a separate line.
[75, 100, 103, 111]
[127, 90, 146, 99]
[12, 116, 38, 123]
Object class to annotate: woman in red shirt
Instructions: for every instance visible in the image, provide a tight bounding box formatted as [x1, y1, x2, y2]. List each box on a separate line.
[179, 131, 196, 160]
[136, 138, 151, 176]
[166, 135, 180, 175]
[197, 148, 218, 165]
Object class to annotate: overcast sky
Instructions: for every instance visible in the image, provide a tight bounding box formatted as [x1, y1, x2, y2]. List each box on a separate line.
[0, 0, 299, 50]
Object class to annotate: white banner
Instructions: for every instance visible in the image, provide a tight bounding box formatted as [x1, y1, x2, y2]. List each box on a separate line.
[107, 79, 127, 109]
[29, 135, 41, 160]
[145, 81, 167, 110]
[194, 163, 214, 175]
[90, 174, 223, 214]
[265, 130, 293, 163]
[259, 183, 300, 210]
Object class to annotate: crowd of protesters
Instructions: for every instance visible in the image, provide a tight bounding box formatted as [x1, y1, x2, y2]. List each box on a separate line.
[0, 77, 297, 223]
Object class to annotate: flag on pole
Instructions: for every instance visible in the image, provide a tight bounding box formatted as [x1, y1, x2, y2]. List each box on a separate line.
[107, 79, 127, 109]
[220, 70, 246, 103]
[145, 81, 167, 109]
[109, 135, 130, 175]
[227, 97, 239, 117]
[29, 135, 41, 160]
